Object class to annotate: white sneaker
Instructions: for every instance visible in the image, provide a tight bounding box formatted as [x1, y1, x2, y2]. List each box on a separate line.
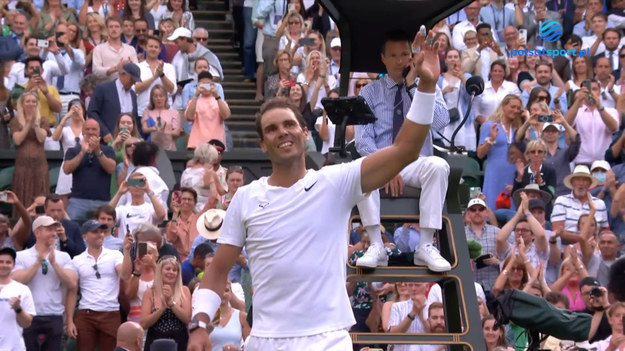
[414, 243, 451, 272]
[356, 244, 388, 268]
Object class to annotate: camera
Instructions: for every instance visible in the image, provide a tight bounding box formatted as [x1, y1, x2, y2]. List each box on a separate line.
[590, 286, 603, 297]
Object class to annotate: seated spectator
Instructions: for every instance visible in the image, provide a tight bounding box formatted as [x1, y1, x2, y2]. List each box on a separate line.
[474, 61, 521, 126]
[141, 85, 181, 151]
[0, 192, 31, 250]
[184, 71, 231, 149]
[10, 92, 50, 210]
[109, 172, 166, 237]
[52, 100, 85, 204]
[63, 118, 117, 220]
[551, 165, 609, 245]
[125, 241, 157, 323]
[117, 141, 169, 214]
[180, 144, 224, 211]
[393, 223, 420, 254]
[589, 302, 625, 349]
[492, 250, 531, 297]
[438, 48, 475, 151]
[92, 16, 139, 83]
[477, 95, 523, 209]
[265, 50, 294, 99]
[207, 139, 228, 190]
[181, 242, 213, 286]
[114, 321, 144, 351]
[483, 314, 514, 351]
[461, 23, 504, 79]
[160, 0, 194, 31]
[209, 281, 251, 351]
[140, 255, 191, 351]
[550, 250, 589, 311]
[512, 139, 557, 198]
[94, 204, 124, 251]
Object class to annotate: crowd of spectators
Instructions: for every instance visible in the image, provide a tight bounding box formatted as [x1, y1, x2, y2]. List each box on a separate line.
[1, 0, 625, 350]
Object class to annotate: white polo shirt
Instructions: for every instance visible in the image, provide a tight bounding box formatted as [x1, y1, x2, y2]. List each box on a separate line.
[14, 247, 74, 316]
[72, 248, 124, 311]
[218, 158, 367, 338]
[0, 280, 36, 351]
[115, 202, 158, 237]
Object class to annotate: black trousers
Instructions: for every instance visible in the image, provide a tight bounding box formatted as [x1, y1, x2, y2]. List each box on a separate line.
[23, 315, 64, 351]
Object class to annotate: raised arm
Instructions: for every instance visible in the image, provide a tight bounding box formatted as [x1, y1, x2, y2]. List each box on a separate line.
[361, 31, 438, 194]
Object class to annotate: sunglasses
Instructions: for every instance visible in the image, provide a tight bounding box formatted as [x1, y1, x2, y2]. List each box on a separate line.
[510, 266, 524, 272]
[125, 143, 137, 149]
[529, 150, 545, 154]
[469, 207, 486, 212]
[620, 54, 625, 58]
[288, 21, 300, 25]
[42, 259, 48, 275]
[356, 83, 368, 88]
[194, 37, 208, 42]
[92, 263, 101, 279]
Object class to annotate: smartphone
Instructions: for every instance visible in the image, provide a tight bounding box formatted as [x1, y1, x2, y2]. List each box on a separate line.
[298, 37, 315, 46]
[199, 83, 212, 91]
[475, 254, 493, 269]
[120, 126, 129, 133]
[538, 114, 554, 123]
[288, 80, 296, 87]
[172, 190, 182, 205]
[412, 25, 427, 54]
[138, 242, 147, 258]
[128, 178, 145, 187]
[36, 39, 49, 48]
[35, 205, 45, 214]
[33, 67, 41, 75]
[288, 3, 295, 11]
[0, 192, 7, 202]
[469, 187, 481, 199]
[157, 116, 162, 128]
[582, 79, 594, 104]
[518, 29, 527, 44]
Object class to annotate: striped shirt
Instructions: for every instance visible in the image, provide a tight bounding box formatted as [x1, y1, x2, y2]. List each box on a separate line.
[464, 223, 501, 291]
[389, 299, 427, 351]
[550, 193, 609, 233]
[355, 75, 450, 157]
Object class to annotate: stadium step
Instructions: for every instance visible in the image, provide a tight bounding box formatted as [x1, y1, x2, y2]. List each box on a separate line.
[197, 0, 260, 149]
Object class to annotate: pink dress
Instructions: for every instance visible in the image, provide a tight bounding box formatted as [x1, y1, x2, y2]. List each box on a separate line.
[186, 96, 226, 149]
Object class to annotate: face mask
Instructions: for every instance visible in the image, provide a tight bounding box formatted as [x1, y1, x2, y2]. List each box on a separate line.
[592, 172, 606, 185]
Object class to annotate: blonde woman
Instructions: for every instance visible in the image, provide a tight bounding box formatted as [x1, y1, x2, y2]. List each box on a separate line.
[9, 92, 50, 210]
[180, 143, 225, 212]
[141, 256, 191, 351]
[83, 13, 107, 74]
[297, 50, 337, 109]
[512, 139, 556, 197]
[477, 95, 525, 209]
[126, 242, 158, 322]
[209, 281, 251, 351]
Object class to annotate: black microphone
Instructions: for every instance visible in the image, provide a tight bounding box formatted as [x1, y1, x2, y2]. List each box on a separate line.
[450, 76, 484, 153]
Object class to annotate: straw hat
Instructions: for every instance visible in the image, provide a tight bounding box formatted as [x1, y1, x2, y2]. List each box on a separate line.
[564, 165, 598, 189]
[196, 209, 226, 240]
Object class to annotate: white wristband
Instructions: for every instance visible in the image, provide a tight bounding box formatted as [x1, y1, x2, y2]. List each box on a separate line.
[191, 288, 221, 321]
[406, 90, 435, 126]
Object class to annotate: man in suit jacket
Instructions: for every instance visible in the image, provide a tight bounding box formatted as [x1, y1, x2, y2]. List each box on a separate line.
[87, 63, 141, 143]
[591, 28, 623, 74]
[461, 23, 504, 77]
[115, 321, 143, 351]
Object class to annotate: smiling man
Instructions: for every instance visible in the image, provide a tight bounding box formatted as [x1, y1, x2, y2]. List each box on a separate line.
[188, 30, 442, 351]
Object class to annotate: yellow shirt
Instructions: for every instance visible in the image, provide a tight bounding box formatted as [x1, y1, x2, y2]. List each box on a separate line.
[37, 86, 60, 126]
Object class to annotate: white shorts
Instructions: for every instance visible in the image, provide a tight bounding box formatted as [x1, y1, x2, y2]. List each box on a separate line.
[244, 329, 352, 351]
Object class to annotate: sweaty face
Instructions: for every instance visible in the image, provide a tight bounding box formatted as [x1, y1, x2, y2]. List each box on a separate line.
[259, 108, 308, 164]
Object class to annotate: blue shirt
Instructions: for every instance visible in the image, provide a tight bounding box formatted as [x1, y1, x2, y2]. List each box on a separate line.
[256, 0, 287, 37]
[478, 4, 516, 44]
[182, 259, 195, 286]
[393, 226, 421, 253]
[64, 144, 116, 201]
[521, 83, 568, 114]
[355, 75, 449, 157]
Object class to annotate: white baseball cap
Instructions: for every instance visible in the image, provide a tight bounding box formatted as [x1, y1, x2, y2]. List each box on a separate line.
[468, 198, 486, 209]
[167, 27, 192, 41]
[330, 37, 341, 48]
[591, 160, 611, 172]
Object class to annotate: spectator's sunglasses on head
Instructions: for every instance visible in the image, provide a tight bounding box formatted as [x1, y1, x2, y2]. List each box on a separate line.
[536, 94, 549, 102]
[125, 142, 138, 149]
[157, 255, 179, 264]
[92, 263, 101, 279]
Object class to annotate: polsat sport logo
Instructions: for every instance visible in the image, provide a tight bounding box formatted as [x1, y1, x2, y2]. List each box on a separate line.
[539, 20, 563, 42]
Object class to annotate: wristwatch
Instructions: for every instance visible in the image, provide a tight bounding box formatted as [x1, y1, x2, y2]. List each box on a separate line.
[97, 150, 104, 157]
[188, 319, 213, 333]
[147, 191, 155, 197]
[132, 271, 141, 277]
[406, 313, 415, 320]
